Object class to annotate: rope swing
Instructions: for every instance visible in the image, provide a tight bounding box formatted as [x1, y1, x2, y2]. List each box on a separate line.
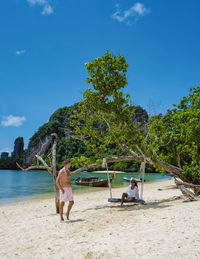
[139, 159, 146, 200]
[102, 158, 112, 199]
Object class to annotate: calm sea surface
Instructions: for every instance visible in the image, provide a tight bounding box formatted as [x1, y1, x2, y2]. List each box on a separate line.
[0, 170, 170, 205]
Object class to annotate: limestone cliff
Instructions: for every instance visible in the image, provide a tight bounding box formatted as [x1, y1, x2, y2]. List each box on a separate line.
[12, 137, 24, 159]
[24, 103, 148, 168]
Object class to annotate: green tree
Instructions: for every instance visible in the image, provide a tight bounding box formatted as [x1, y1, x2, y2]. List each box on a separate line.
[70, 50, 200, 198]
[0, 157, 24, 169]
[149, 87, 200, 184]
[71, 50, 147, 162]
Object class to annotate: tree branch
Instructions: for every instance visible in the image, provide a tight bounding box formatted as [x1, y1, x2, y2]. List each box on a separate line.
[125, 144, 184, 180]
[122, 144, 139, 157]
[51, 133, 58, 178]
[35, 155, 51, 169]
[16, 162, 52, 174]
[70, 154, 184, 180]
[174, 178, 200, 192]
[136, 144, 146, 157]
[175, 178, 200, 200]
[100, 112, 127, 153]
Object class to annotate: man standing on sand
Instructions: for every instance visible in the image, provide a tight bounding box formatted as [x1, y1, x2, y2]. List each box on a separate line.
[56, 159, 74, 221]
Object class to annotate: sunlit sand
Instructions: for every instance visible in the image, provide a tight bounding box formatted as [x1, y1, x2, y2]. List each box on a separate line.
[0, 179, 200, 259]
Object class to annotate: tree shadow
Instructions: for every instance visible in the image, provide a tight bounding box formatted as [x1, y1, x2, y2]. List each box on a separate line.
[64, 219, 84, 223]
[157, 185, 178, 191]
[83, 195, 182, 212]
[115, 195, 183, 211]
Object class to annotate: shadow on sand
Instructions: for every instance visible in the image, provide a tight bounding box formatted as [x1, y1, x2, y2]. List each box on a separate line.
[64, 219, 84, 223]
[83, 195, 182, 212]
[157, 185, 178, 191]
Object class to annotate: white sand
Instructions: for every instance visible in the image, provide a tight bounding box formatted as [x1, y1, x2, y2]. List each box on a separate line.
[0, 179, 200, 259]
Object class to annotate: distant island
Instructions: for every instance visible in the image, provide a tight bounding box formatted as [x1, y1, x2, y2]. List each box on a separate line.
[0, 137, 24, 170]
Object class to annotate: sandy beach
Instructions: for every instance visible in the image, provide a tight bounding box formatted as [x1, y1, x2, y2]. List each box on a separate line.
[0, 179, 200, 259]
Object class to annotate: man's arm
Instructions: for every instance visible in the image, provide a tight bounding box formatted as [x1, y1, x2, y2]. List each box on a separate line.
[56, 171, 64, 194]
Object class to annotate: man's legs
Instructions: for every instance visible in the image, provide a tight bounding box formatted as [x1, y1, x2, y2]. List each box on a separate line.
[60, 201, 65, 221]
[121, 193, 128, 206]
[66, 200, 74, 220]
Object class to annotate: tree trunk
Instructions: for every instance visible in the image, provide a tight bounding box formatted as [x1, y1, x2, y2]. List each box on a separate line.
[51, 133, 59, 213]
[177, 153, 182, 169]
[17, 133, 62, 212]
[139, 161, 146, 200]
[175, 178, 200, 201]
[54, 181, 60, 214]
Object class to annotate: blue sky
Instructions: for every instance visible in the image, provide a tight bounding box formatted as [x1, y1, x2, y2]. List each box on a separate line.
[0, 0, 200, 154]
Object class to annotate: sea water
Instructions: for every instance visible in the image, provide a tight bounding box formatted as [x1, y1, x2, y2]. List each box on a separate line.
[0, 170, 170, 205]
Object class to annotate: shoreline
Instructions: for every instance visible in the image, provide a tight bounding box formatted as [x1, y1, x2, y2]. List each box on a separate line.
[0, 172, 171, 206]
[0, 177, 170, 207]
[1, 178, 200, 258]
[89, 170, 159, 174]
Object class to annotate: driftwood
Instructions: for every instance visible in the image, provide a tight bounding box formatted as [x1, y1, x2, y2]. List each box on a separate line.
[175, 178, 200, 201]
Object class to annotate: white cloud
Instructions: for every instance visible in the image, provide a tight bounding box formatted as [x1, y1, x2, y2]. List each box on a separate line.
[112, 3, 150, 24]
[15, 49, 26, 55]
[41, 4, 53, 15]
[27, 0, 54, 15]
[1, 115, 26, 127]
[28, 0, 47, 5]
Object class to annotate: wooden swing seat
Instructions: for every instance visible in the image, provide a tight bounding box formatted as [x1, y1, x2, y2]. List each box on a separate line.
[108, 198, 146, 205]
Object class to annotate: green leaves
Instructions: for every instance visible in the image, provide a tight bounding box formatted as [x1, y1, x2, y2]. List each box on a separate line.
[149, 87, 200, 183]
[70, 51, 148, 168]
[85, 50, 128, 101]
[70, 51, 200, 185]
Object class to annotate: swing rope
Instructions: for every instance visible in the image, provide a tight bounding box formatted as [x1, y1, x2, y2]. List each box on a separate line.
[102, 158, 145, 201]
[139, 160, 146, 200]
[102, 158, 112, 199]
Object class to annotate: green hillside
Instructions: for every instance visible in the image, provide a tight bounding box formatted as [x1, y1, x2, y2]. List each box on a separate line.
[26, 102, 151, 171]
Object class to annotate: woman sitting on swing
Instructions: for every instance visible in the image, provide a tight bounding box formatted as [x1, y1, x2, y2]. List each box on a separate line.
[121, 178, 139, 206]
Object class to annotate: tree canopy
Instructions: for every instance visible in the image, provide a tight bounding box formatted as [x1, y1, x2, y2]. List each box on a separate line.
[149, 87, 200, 184]
[70, 50, 148, 167]
[71, 50, 200, 188]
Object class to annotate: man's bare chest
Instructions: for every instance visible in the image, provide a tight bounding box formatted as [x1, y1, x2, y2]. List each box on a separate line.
[61, 171, 70, 181]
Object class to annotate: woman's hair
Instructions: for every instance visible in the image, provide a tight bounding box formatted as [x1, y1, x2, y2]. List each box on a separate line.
[131, 180, 138, 187]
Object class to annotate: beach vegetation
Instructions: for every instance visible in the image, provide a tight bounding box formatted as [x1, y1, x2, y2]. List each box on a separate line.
[0, 157, 23, 170]
[149, 87, 200, 184]
[70, 50, 200, 199]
